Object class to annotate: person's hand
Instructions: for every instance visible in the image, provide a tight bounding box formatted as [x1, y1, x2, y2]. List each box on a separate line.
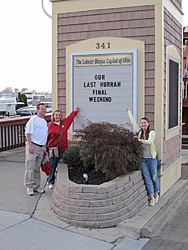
[86, 119, 92, 125]
[75, 106, 80, 112]
[28, 144, 34, 154]
[126, 108, 130, 112]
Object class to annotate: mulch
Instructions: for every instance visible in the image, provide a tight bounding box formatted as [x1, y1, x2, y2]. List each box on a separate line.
[68, 167, 108, 185]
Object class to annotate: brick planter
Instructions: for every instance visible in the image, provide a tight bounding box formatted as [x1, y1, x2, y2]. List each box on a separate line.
[51, 163, 148, 228]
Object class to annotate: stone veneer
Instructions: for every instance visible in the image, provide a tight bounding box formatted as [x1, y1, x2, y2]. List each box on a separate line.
[51, 163, 148, 228]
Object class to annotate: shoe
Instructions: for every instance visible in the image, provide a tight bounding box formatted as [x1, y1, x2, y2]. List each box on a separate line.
[34, 187, 45, 194]
[154, 194, 159, 204]
[149, 199, 155, 206]
[49, 184, 54, 189]
[27, 188, 34, 196]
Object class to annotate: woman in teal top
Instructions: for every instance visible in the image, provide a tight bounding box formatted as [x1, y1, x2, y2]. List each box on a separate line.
[126, 108, 159, 206]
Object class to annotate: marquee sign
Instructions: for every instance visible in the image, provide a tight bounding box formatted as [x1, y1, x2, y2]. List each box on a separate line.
[69, 50, 138, 131]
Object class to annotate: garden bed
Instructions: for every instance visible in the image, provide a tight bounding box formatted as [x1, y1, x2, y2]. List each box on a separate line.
[68, 166, 107, 185]
[51, 163, 148, 228]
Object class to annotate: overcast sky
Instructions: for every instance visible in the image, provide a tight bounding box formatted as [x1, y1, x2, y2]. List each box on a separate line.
[0, 0, 52, 92]
[0, 0, 188, 93]
[183, 0, 188, 26]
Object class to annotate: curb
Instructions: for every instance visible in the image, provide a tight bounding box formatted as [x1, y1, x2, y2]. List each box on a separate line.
[141, 180, 188, 238]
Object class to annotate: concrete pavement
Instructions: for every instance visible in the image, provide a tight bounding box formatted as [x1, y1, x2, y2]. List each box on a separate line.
[0, 147, 188, 249]
[142, 150, 188, 250]
[142, 191, 188, 249]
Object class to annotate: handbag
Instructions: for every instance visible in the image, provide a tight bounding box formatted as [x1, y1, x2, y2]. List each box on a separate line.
[41, 152, 50, 176]
[48, 125, 62, 158]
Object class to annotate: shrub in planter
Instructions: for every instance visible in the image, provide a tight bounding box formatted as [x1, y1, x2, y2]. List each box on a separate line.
[74, 122, 143, 181]
[63, 146, 106, 184]
[63, 146, 85, 184]
[63, 146, 83, 169]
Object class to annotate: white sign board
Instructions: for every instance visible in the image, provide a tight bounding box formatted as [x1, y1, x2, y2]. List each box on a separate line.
[69, 51, 138, 132]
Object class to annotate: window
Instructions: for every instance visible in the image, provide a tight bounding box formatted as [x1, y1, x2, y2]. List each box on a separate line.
[168, 59, 179, 129]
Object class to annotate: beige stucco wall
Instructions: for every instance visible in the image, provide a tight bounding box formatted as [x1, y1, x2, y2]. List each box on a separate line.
[50, 0, 182, 16]
[154, 2, 183, 194]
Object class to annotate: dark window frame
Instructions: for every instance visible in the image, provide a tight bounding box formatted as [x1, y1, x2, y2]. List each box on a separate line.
[168, 58, 179, 130]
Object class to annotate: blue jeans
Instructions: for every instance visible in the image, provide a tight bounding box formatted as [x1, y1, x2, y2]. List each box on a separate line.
[47, 152, 64, 185]
[140, 158, 159, 196]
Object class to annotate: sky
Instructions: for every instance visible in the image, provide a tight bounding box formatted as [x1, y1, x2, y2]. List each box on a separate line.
[0, 0, 52, 92]
[183, 0, 188, 26]
[0, 0, 188, 93]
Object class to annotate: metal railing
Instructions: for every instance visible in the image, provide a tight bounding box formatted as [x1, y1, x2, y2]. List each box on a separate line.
[0, 114, 51, 152]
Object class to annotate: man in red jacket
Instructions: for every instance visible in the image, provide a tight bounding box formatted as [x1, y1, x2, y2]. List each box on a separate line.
[47, 107, 79, 188]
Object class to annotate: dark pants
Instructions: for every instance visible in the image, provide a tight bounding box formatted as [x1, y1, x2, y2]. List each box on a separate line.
[47, 152, 64, 185]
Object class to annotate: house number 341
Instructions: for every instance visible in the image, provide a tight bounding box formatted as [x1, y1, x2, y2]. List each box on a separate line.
[96, 42, 111, 49]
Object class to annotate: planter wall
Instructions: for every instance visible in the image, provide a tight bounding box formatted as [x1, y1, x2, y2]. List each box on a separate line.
[51, 163, 148, 228]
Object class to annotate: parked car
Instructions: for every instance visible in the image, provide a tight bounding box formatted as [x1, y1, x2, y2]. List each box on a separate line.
[16, 106, 37, 116]
[16, 104, 52, 116]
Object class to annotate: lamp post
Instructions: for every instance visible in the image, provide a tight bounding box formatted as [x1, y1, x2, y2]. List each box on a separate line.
[41, 0, 52, 19]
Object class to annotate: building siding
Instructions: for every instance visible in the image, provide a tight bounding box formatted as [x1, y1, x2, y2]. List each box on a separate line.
[174, 0, 182, 9]
[56, 4, 182, 172]
[57, 5, 155, 119]
[163, 8, 182, 170]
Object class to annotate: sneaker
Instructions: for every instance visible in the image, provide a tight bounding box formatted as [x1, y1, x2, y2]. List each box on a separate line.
[149, 199, 155, 206]
[34, 187, 45, 194]
[27, 188, 34, 196]
[154, 194, 159, 204]
[49, 184, 54, 189]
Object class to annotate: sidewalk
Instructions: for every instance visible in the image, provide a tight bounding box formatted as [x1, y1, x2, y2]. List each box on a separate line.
[0, 147, 188, 250]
